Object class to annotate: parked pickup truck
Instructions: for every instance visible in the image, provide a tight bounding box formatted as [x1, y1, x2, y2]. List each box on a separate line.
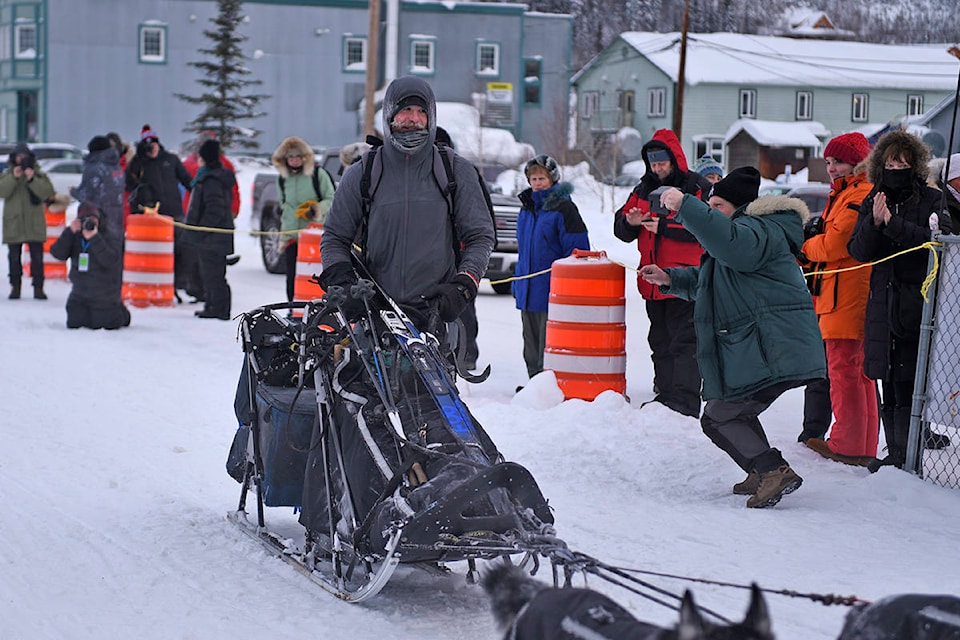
[251, 150, 520, 292]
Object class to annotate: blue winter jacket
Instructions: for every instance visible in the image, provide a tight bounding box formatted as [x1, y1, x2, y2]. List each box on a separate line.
[513, 182, 590, 312]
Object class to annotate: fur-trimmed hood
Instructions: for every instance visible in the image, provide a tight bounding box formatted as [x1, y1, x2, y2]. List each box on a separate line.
[271, 136, 315, 177]
[744, 194, 811, 224]
[865, 129, 930, 185]
[518, 181, 574, 211]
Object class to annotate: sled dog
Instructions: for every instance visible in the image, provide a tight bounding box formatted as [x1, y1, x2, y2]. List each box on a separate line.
[481, 564, 774, 640]
[837, 594, 960, 640]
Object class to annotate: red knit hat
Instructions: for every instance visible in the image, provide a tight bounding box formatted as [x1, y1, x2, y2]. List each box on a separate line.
[824, 132, 870, 166]
[140, 124, 159, 143]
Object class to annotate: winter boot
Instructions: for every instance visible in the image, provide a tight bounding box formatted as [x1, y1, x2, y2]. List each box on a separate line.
[9, 284, 21, 299]
[746, 465, 803, 508]
[33, 286, 47, 300]
[805, 438, 865, 467]
[924, 429, 951, 450]
[732, 471, 760, 495]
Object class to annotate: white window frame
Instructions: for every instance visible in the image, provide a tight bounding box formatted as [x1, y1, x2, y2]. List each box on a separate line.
[582, 91, 599, 119]
[907, 94, 923, 116]
[139, 24, 166, 64]
[796, 91, 812, 121]
[693, 135, 724, 166]
[852, 93, 869, 122]
[14, 23, 37, 59]
[475, 42, 500, 77]
[409, 38, 435, 75]
[343, 36, 366, 72]
[647, 87, 666, 117]
[739, 89, 757, 119]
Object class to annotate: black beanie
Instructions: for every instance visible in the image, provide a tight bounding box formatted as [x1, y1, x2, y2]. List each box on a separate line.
[394, 94, 428, 119]
[198, 139, 221, 166]
[710, 167, 761, 208]
[88, 135, 111, 153]
[435, 126, 453, 149]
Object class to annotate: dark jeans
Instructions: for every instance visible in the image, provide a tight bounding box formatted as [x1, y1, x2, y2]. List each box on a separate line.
[646, 298, 701, 417]
[701, 380, 801, 474]
[521, 310, 548, 378]
[7, 242, 44, 287]
[198, 250, 231, 316]
[284, 241, 298, 302]
[801, 375, 832, 441]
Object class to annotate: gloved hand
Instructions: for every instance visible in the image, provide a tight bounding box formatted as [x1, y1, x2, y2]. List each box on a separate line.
[803, 215, 825, 240]
[422, 273, 477, 323]
[317, 262, 356, 291]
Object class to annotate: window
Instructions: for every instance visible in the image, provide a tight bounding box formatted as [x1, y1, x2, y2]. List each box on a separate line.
[582, 91, 599, 119]
[739, 89, 757, 118]
[476, 42, 499, 77]
[14, 23, 36, 59]
[693, 136, 724, 165]
[796, 91, 812, 120]
[647, 88, 666, 117]
[343, 36, 366, 72]
[523, 58, 541, 104]
[852, 93, 869, 122]
[907, 94, 923, 116]
[139, 24, 167, 64]
[410, 38, 435, 75]
[618, 90, 635, 127]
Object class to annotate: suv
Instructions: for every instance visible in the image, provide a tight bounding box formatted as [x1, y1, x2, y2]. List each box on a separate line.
[485, 189, 519, 294]
[759, 182, 831, 217]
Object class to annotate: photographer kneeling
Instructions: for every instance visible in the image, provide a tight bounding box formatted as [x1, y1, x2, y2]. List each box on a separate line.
[50, 209, 131, 330]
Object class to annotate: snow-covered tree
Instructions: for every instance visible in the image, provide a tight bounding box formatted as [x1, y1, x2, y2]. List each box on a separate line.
[175, 0, 268, 149]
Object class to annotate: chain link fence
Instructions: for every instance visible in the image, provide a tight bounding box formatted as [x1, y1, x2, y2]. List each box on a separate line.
[907, 234, 960, 487]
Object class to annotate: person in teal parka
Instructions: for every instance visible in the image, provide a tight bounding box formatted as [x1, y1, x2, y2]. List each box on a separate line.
[641, 167, 825, 509]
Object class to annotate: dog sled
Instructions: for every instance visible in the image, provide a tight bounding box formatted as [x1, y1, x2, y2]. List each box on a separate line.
[225, 272, 566, 601]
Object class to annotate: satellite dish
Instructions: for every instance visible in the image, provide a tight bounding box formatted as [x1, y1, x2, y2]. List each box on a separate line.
[922, 131, 946, 158]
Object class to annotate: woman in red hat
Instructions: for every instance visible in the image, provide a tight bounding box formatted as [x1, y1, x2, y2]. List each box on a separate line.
[799, 132, 879, 466]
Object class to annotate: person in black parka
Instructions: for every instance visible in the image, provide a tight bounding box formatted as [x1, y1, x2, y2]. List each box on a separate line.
[847, 130, 953, 471]
[50, 210, 130, 330]
[183, 139, 236, 320]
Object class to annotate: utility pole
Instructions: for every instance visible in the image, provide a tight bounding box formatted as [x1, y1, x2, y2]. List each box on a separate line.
[363, 0, 381, 137]
[673, 0, 690, 140]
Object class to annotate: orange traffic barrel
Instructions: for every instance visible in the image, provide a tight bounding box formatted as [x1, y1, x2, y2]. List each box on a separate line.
[292, 226, 325, 317]
[122, 214, 175, 307]
[26, 206, 68, 280]
[543, 249, 626, 400]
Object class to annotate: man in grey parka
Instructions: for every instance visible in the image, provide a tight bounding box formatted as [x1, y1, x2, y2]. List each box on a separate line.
[319, 76, 495, 329]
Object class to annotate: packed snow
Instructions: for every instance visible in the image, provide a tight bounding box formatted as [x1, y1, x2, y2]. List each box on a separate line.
[3, 160, 960, 640]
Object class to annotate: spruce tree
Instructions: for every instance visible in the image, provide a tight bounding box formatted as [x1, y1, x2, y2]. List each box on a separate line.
[175, 0, 268, 150]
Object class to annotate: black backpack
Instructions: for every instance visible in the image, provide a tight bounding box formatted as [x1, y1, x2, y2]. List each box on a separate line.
[278, 164, 334, 205]
[357, 138, 497, 256]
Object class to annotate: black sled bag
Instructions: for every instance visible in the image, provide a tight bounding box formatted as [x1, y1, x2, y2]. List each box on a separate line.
[252, 385, 317, 508]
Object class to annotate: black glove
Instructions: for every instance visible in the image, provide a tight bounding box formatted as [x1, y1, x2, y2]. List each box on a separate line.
[803, 215, 825, 240]
[317, 262, 356, 291]
[422, 273, 477, 323]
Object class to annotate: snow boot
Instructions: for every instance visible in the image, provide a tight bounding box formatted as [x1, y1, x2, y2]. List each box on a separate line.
[746, 465, 802, 508]
[34, 285, 47, 300]
[9, 284, 21, 299]
[732, 471, 760, 495]
[924, 429, 951, 450]
[804, 438, 867, 467]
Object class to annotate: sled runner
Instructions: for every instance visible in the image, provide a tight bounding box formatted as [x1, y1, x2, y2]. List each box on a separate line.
[226, 279, 563, 601]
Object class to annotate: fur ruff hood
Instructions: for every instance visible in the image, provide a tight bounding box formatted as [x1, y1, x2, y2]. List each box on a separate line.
[866, 129, 930, 185]
[744, 194, 811, 224]
[271, 137, 315, 177]
[519, 181, 574, 211]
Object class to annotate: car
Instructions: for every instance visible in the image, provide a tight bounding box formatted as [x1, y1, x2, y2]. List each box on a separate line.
[38, 157, 85, 196]
[759, 182, 831, 217]
[0, 142, 86, 173]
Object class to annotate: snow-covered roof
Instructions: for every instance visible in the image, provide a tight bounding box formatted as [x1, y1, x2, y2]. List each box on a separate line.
[724, 119, 829, 146]
[615, 32, 959, 90]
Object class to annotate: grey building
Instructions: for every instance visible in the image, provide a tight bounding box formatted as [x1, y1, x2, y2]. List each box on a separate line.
[0, 0, 571, 154]
[571, 31, 958, 178]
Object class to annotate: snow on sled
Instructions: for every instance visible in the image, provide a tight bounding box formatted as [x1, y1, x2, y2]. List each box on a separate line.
[226, 278, 565, 602]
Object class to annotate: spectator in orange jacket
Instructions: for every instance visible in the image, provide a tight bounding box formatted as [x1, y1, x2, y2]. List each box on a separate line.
[614, 129, 711, 417]
[799, 132, 878, 466]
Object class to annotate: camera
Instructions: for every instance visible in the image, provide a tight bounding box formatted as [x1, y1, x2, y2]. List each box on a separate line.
[82, 217, 98, 232]
[13, 151, 36, 168]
